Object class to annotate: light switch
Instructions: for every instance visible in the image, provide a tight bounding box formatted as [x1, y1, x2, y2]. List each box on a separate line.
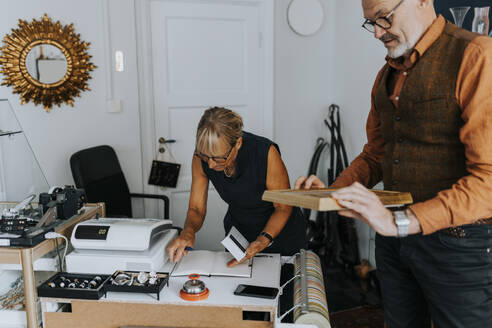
[115, 50, 124, 72]
[107, 99, 122, 113]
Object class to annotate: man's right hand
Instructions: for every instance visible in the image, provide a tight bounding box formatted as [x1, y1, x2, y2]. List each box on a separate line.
[167, 231, 195, 262]
[294, 175, 326, 189]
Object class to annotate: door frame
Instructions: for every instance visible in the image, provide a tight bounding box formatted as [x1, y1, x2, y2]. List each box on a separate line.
[134, 0, 274, 215]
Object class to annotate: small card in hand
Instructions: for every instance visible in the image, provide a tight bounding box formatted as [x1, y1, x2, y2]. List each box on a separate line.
[221, 226, 250, 261]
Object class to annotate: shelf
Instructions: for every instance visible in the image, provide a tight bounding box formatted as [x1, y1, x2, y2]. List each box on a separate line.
[0, 130, 22, 137]
[0, 256, 58, 271]
[0, 309, 27, 327]
[0, 203, 105, 328]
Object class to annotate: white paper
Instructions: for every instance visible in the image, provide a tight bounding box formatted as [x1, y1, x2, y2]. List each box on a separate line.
[171, 250, 252, 277]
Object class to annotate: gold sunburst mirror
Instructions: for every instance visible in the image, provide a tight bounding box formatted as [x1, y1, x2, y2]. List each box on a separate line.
[0, 14, 96, 112]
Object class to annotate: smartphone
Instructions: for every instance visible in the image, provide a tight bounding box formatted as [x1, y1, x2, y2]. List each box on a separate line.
[234, 284, 279, 299]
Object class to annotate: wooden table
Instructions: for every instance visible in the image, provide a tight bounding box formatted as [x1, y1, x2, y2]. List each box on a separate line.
[0, 202, 105, 328]
[41, 255, 282, 328]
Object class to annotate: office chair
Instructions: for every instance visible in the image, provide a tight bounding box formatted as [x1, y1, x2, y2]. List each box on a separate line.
[70, 145, 169, 219]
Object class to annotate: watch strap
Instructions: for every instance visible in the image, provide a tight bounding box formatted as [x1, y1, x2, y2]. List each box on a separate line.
[393, 210, 410, 238]
[259, 231, 274, 246]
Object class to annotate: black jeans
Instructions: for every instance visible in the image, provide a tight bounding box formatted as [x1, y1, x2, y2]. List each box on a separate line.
[376, 224, 492, 328]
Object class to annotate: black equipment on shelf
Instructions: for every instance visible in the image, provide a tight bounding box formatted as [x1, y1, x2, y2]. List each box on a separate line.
[39, 186, 86, 220]
[0, 195, 57, 247]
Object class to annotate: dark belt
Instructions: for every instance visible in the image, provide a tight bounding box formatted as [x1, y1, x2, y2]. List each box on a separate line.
[441, 218, 492, 238]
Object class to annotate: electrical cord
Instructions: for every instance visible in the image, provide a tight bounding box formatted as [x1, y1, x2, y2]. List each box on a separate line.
[54, 238, 62, 272]
[44, 232, 69, 272]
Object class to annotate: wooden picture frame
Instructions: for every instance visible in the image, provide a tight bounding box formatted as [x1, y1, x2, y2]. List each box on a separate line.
[262, 188, 413, 211]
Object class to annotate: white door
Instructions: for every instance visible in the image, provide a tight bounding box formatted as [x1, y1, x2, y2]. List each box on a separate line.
[137, 0, 273, 250]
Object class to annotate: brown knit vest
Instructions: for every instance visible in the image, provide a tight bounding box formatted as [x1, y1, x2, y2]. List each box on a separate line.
[374, 23, 478, 203]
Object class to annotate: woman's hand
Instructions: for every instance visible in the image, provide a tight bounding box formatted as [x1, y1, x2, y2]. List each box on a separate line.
[226, 236, 270, 267]
[294, 175, 326, 189]
[167, 231, 195, 262]
[167, 155, 208, 263]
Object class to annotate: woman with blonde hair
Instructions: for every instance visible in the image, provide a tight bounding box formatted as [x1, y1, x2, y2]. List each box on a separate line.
[167, 107, 307, 266]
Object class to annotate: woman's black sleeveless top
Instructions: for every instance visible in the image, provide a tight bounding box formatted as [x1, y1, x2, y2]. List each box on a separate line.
[201, 131, 307, 256]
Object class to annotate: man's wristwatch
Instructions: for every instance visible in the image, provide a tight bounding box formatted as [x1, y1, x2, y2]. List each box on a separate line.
[259, 231, 274, 247]
[393, 210, 411, 238]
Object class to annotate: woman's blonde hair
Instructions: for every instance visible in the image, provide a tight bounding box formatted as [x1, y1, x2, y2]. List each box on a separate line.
[196, 107, 243, 155]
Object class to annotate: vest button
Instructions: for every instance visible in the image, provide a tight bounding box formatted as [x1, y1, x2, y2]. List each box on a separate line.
[397, 137, 403, 143]
[394, 159, 400, 164]
[395, 116, 401, 121]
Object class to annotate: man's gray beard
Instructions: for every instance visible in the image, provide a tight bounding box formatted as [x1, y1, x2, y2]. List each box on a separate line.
[387, 26, 425, 59]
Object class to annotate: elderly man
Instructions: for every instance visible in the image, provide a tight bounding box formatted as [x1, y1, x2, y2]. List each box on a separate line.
[296, 0, 492, 327]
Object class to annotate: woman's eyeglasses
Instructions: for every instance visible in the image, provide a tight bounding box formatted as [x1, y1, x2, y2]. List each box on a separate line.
[194, 146, 233, 164]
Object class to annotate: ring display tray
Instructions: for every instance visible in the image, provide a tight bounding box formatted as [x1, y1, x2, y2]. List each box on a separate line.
[38, 272, 110, 300]
[105, 270, 169, 301]
[262, 188, 413, 211]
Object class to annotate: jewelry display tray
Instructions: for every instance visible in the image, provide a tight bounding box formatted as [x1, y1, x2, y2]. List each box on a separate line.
[104, 270, 169, 301]
[38, 272, 110, 300]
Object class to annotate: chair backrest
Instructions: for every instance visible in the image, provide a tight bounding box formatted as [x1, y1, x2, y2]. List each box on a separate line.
[70, 145, 132, 217]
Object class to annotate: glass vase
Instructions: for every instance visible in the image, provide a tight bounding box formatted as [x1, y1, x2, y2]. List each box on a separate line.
[449, 6, 470, 28]
[472, 7, 490, 35]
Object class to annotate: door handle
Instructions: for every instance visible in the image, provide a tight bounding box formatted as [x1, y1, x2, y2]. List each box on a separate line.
[158, 137, 176, 153]
[158, 137, 176, 144]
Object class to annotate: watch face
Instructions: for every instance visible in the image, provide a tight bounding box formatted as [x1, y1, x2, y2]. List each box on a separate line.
[399, 217, 411, 225]
[395, 211, 410, 225]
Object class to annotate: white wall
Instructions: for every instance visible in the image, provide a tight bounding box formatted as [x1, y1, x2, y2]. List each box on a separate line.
[333, 1, 386, 160]
[274, 0, 336, 184]
[0, 0, 144, 203]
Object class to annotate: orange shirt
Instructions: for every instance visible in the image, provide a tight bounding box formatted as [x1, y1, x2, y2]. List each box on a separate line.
[332, 15, 492, 234]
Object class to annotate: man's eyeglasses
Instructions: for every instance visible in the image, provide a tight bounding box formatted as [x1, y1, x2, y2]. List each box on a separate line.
[194, 146, 233, 164]
[362, 0, 405, 33]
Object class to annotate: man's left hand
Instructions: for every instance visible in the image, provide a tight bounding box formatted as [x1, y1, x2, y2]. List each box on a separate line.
[331, 182, 398, 236]
[227, 236, 270, 267]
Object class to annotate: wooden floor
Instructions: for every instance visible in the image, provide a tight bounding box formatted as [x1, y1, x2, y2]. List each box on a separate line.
[330, 306, 385, 328]
[321, 257, 384, 327]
